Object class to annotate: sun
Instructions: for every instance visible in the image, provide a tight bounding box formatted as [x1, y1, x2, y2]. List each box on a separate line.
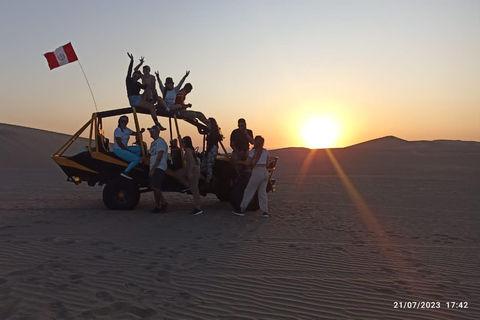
[302, 116, 340, 149]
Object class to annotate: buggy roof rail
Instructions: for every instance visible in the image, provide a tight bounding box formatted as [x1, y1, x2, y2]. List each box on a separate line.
[95, 107, 208, 133]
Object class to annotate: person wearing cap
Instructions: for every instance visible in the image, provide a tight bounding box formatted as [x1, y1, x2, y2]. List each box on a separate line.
[148, 126, 169, 213]
[126, 53, 166, 130]
[170, 83, 208, 125]
[155, 70, 189, 111]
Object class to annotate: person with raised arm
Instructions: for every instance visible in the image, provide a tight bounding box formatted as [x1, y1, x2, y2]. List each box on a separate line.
[170, 83, 208, 124]
[133, 57, 168, 110]
[126, 52, 166, 130]
[155, 70, 189, 111]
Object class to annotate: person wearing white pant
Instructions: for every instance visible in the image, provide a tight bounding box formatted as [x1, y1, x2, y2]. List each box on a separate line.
[233, 136, 270, 218]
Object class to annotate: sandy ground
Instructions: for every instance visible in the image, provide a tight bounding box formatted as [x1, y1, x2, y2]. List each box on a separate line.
[1, 123, 480, 319]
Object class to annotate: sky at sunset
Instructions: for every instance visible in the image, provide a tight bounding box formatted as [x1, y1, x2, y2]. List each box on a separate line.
[1, 0, 479, 150]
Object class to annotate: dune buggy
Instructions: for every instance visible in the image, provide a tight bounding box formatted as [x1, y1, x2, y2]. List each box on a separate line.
[52, 107, 278, 210]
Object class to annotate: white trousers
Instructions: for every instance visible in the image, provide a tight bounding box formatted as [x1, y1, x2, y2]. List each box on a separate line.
[240, 167, 269, 213]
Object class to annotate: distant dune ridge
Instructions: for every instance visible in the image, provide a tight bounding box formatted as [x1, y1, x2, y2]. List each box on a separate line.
[1, 123, 479, 176]
[1, 122, 480, 319]
[0, 123, 89, 170]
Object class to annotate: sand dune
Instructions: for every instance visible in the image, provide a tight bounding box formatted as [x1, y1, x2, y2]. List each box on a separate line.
[1, 123, 479, 319]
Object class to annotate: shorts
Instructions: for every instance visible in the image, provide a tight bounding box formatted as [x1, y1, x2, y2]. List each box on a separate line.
[128, 95, 141, 107]
[150, 168, 165, 189]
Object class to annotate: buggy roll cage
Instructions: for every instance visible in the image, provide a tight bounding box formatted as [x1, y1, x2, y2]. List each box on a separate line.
[53, 107, 230, 163]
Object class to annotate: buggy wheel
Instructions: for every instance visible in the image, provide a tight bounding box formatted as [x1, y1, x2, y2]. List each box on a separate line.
[103, 179, 140, 210]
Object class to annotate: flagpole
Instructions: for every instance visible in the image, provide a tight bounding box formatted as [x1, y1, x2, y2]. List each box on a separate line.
[77, 59, 98, 112]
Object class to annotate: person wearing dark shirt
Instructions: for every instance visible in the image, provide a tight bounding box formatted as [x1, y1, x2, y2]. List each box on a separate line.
[126, 52, 165, 130]
[170, 83, 208, 125]
[201, 117, 223, 183]
[230, 118, 254, 176]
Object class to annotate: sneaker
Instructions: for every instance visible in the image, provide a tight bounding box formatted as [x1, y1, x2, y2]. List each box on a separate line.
[262, 212, 269, 218]
[160, 202, 168, 213]
[232, 209, 245, 217]
[120, 172, 132, 180]
[151, 207, 162, 213]
[191, 208, 203, 215]
[156, 124, 167, 131]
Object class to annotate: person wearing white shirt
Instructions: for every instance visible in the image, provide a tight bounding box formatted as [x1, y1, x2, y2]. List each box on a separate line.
[233, 136, 270, 218]
[148, 126, 169, 213]
[113, 116, 143, 180]
[155, 71, 189, 111]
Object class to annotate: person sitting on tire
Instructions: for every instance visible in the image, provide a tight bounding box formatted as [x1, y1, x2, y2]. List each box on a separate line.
[232, 136, 270, 218]
[113, 115, 143, 180]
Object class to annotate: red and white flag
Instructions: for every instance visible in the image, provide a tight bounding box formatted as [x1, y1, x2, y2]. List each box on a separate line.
[44, 42, 78, 70]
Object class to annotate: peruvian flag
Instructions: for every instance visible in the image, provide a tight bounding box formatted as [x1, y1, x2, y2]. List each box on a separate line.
[44, 42, 78, 70]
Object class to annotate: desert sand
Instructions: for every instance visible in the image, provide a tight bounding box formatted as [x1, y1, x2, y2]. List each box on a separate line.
[0, 123, 479, 319]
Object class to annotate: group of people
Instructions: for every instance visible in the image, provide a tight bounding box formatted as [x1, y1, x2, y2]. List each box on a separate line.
[125, 53, 208, 131]
[118, 52, 270, 217]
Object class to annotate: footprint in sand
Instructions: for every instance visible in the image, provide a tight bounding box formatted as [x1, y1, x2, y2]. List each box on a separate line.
[218, 242, 237, 248]
[380, 267, 396, 275]
[0, 225, 17, 230]
[334, 246, 349, 254]
[157, 270, 171, 281]
[70, 274, 84, 284]
[49, 301, 69, 318]
[179, 292, 191, 300]
[54, 239, 76, 246]
[95, 291, 115, 302]
[375, 287, 396, 295]
[90, 240, 114, 246]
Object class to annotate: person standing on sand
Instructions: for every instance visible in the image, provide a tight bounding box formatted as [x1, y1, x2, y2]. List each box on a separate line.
[233, 135, 270, 218]
[155, 71, 190, 111]
[113, 116, 143, 180]
[148, 126, 169, 213]
[126, 52, 166, 130]
[201, 117, 223, 183]
[173, 136, 203, 215]
[230, 118, 254, 177]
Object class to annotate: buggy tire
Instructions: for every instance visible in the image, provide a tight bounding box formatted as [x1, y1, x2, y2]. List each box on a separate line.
[103, 179, 140, 210]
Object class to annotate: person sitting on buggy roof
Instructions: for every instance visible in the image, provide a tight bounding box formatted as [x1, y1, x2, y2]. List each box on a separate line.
[170, 83, 208, 125]
[113, 115, 143, 180]
[126, 52, 166, 131]
[133, 57, 168, 110]
[155, 70, 189, 111]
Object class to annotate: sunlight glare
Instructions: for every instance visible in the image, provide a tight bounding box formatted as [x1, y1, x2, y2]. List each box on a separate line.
[302, 116, 340, 149]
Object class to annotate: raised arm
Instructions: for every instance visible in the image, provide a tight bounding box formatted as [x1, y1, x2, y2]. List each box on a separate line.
[127, 52, 134, 79]
[175, 70, 189, 91]
[134, 56, 144, 72]
[155, 71, 165, 93]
